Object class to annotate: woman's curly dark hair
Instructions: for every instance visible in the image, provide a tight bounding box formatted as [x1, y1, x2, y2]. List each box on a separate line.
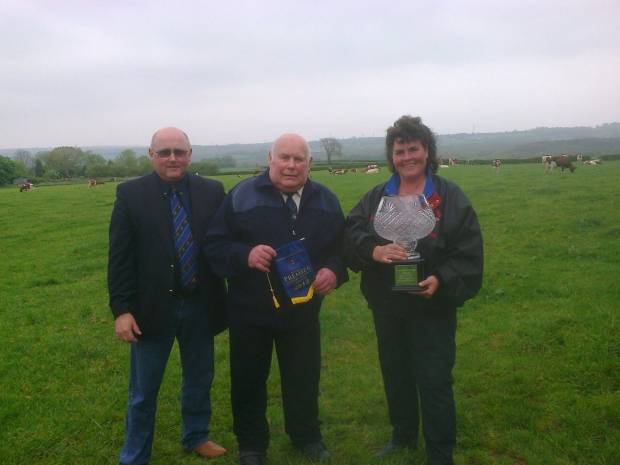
[385, 115, 438, 174]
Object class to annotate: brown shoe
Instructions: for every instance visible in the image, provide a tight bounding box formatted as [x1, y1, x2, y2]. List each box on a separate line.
[192, 440, 227, 459]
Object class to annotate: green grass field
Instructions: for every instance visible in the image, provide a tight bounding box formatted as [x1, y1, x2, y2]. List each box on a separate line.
[1, 163, 619, 465]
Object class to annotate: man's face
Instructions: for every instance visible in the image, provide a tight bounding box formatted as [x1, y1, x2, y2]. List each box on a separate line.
[392, 138, 428, 180]
[149, 128, 192, 182]
[268, 134, 311, 192]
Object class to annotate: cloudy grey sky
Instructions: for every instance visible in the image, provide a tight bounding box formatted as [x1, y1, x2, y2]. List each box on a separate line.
[1, 0, 619, 148]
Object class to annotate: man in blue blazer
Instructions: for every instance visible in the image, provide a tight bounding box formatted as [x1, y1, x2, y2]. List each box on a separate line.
[108, 127, 227, 465]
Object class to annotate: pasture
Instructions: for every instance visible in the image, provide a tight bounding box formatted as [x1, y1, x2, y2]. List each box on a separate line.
[1, 162, 619, 465]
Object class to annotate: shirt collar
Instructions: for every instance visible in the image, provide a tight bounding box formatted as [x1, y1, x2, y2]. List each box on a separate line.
[258, 168, 310, 198]
[281, 187, 303, 200]
[155, 172, 189, 194]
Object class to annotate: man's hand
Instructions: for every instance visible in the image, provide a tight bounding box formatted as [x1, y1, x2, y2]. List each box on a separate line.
[248, 244, 277, 273]
[412, 275, 440, 298]
[115, 313, 142, 343]
[372, 244, 409, 263]
[313, 267, 337, 295]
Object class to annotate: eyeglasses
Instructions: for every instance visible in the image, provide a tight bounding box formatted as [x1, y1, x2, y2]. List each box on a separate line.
[154, 148, 189, 159]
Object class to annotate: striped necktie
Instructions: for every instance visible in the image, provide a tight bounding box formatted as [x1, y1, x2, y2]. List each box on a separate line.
[170, 189, 197, 291]
[285, 193, 298, 221]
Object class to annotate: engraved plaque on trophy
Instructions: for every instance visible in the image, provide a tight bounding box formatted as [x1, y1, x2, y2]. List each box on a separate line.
[373, 194, 436, 292]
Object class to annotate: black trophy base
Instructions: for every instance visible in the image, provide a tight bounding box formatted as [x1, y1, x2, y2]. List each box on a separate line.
[392, 258, 425, 292]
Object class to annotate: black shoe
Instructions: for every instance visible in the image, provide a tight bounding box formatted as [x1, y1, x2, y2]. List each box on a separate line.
[375, 440, 416, 458]
[240, 450, 266, 465]
[296, 441, 330, 462]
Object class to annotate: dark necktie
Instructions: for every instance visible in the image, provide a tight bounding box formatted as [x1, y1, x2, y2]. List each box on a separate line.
[285, 193, 298, 221]
[170, 189, 197, 291]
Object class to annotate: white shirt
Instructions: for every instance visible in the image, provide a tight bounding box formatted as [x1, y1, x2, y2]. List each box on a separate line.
[280, 188, 303, 212]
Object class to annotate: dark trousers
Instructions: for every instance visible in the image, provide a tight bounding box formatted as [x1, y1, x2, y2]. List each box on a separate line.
[229, 318, 322, 452]
[372, 307, 456, 465]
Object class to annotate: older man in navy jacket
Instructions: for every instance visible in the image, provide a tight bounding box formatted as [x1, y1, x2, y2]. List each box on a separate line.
[108, 127, 227, 465]
[204, 133, 348, 465]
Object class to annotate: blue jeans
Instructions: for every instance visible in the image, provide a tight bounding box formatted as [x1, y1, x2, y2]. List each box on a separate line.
[119, 297, 214, 465]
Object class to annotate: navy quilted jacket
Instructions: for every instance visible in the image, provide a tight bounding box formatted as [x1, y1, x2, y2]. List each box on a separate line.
[204, 170, 348, 328]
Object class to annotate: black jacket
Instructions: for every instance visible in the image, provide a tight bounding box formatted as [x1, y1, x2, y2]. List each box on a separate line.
[204, 170, 348, 328]
[344, 175, 483, 313]
[108, 172, 227, 339]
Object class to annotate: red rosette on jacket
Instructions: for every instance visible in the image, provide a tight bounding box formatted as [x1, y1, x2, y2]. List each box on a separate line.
[427, 191, 443, 221]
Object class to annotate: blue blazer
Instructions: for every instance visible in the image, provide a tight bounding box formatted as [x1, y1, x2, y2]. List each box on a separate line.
[108, 172, 227, 339]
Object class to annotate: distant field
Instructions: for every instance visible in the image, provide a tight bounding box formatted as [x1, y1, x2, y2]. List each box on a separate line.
[1, 162, 618, 465]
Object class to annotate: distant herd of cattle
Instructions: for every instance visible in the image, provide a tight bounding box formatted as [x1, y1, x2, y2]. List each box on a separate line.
[328, 164, 380, 175]
[18, 179, 105, 192]
[325, 155, 602, 177]
[541, 154, 602, 173]
[491, 154, 602, 174]
[17, 155, 605, 191]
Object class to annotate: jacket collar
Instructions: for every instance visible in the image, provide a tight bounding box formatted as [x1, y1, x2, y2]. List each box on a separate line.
[384, 167, 435, 198]
[142, 173, 172, 258]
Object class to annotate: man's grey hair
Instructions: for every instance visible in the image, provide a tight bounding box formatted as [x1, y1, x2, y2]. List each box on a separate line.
[270, 134, 312, 159]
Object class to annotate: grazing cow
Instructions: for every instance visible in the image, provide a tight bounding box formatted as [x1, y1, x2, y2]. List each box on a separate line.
[364, 164, 380, 174]
[88, 179, 105, 187]
[542, 155, 555, 173]
[545, 155, 575, 173]
[491, 159, 502, 172]
[19, 182, 33, 192]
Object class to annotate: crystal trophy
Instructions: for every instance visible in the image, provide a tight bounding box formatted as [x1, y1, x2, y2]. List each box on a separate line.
[373, 194, 436, 291]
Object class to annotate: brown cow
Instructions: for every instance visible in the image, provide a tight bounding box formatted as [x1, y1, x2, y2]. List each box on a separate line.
[19, 182, 33, 192]
[545, 155, 575, 173]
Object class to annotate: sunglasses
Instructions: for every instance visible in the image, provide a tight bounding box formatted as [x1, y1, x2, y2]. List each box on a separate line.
[154, 148, 190, 159]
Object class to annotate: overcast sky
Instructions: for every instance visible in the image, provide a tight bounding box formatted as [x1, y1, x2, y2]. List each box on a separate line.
[1, 0, 619, 148]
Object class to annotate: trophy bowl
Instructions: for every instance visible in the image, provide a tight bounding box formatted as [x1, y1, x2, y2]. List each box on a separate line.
[373, 194, 436, 292]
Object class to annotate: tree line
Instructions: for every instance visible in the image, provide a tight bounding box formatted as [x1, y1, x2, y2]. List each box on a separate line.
[0, 147, 226, 185]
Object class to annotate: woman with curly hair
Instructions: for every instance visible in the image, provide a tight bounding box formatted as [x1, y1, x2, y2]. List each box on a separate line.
[344, 115, 483, 465]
